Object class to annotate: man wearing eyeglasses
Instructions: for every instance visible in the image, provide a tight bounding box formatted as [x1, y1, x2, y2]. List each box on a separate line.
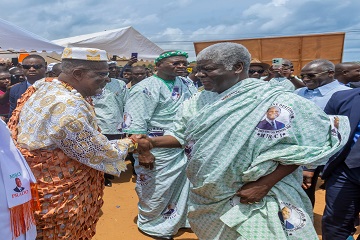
[7, 47, 153, 239]
[8, 54, 46, 118]
[295, 59, 351, 208]
[248, 58, 269, 79]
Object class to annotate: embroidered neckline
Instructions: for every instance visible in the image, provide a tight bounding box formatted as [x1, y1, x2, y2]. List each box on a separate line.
[52, 79, 93, 105]
[153, 74, 175, 91]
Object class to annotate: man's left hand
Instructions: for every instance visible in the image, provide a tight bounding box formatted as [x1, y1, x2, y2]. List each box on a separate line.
[236, 180, 271, 204]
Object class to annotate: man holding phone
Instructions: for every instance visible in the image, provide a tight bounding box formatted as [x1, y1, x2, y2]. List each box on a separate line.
[265, 58, 305, 90]
[119, 53, 138, 78]
[9, 67, 25, 85]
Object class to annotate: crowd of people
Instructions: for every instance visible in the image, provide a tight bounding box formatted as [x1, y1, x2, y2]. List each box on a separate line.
[0, 42, 359, 240]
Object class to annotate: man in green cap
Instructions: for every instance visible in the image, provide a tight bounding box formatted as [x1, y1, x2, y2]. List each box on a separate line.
[122, 50, 197, 239]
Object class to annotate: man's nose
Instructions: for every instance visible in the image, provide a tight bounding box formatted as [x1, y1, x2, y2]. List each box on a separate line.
[176, 63, 187, 67]
[195, 71, 205, 78]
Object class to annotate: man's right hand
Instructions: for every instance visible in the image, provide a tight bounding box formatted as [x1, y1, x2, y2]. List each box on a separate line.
[302, 170, 314, 189]
[127, 56, 138, 66]
[131, 134, 153, 153]
[130, 134, 155, 169]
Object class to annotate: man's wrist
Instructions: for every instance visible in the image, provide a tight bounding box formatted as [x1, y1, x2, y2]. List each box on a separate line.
[287, 75, 296, 80]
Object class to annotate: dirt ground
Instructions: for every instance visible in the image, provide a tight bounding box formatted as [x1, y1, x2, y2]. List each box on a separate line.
[94, 161, 359, 240]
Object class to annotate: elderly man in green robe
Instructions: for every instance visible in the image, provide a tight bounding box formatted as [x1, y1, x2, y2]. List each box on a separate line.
[134, 42, 350, 240]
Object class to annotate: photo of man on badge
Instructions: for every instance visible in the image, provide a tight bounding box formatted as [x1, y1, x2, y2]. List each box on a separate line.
[256, 106, 285, 130]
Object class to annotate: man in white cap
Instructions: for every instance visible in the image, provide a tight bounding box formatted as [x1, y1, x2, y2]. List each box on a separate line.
[7, 47, 153, 239]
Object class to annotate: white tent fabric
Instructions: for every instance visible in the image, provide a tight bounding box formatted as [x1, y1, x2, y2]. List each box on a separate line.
[0, 18, 64, 53]
[52, 26, 163, 61]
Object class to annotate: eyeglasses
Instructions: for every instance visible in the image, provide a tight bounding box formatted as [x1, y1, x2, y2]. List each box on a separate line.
[95, 71, 110, 78]
[249, 69, 265, 74]
[80, 68, 109, 78]
[22, 64, 44, 70]
[300, 70, 329, 79]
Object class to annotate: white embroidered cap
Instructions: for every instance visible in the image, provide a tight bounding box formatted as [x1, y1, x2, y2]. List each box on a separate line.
[61, 47, 108, 61]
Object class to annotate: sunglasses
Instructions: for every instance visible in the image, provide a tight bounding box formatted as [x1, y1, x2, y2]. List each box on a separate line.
[249, 69, 265, 74]
[22, 64, 44, 70]
[300, 70, 329, 80]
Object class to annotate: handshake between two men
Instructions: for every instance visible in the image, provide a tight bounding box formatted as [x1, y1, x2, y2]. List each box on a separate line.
[130, 134, 183, 170]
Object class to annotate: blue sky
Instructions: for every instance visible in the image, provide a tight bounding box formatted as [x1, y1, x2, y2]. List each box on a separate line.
[1, 0, 359, 62]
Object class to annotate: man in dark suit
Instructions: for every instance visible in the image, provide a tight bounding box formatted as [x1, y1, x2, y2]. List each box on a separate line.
[335, 62, 360, 87]
[13, 177, 25, 192]
[256, 106, 285, 130]
[278, 207, 295, 230]
[322, 88, 360, 240]
[9, 54, 46, 118]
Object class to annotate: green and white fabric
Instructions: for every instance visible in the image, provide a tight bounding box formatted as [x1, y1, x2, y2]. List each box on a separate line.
[123, 75, 197, 238]
[92, 78, 128, 135]
[269, 77, 295, 91]
[168, 78, 350, 240]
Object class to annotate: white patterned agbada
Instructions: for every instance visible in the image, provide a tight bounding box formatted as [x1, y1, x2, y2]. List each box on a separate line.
[10, 78, 136, 239]
[167, 78, 350, 240]
[123, 75, 197, 237]
[17, 78, 130, 176]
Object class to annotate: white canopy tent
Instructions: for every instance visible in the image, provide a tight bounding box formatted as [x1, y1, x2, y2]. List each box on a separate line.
[52, 26, 163, 61]
[0, 18, 64, 53]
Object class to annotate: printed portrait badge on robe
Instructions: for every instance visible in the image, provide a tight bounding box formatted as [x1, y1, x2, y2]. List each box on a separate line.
[162, 203, 178, 219]
[122, 112, 132, 129]
[330, 115, 341, 138]
[278, 201, 307, 234]
[255, 104, 295, 139]
[184, 140, 195, 160]
[143, 87, 152, 96]
[136, 173, 152, 186]
[171, 86, 180, 100]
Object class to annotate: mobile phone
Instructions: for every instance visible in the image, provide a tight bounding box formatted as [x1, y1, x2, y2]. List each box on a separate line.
[131, 53, 138, 59]
[272, 58, 283, 69]
[10, 75, 20, 85]
[11, 58, 19, 66]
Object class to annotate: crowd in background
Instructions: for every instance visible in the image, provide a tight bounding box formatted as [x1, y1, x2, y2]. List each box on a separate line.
[0, 43, 360, 240]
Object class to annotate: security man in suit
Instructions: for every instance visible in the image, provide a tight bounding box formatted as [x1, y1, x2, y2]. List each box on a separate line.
[9, 54, 46, 118]
[322, 88, 360, 240]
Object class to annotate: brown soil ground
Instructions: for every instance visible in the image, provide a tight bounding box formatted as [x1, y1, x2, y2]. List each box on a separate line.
[94, 161, 359, 240]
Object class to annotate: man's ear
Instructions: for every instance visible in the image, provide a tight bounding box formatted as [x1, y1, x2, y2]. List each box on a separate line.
[72, 69, 84, 81]
[234, 62, 244, 74]
[328, 70, 335, 78]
